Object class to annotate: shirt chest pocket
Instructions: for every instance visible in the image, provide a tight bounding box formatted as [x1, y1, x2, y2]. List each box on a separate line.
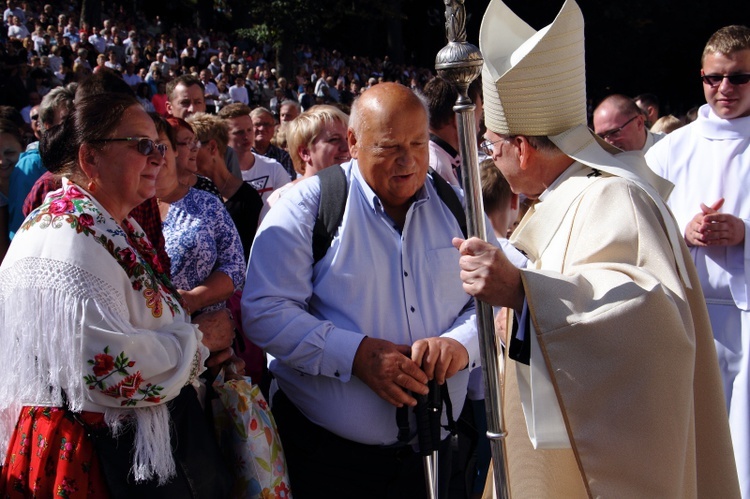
[425, 247, 469, 312]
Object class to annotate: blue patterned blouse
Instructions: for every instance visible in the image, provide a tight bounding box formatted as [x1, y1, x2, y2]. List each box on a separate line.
[162, 188, 245, 313]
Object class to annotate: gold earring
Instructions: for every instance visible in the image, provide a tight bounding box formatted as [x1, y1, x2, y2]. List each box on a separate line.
[87, 180, 97, 192]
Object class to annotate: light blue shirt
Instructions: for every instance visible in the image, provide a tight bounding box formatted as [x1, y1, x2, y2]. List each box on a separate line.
[242, 160, 481, 445]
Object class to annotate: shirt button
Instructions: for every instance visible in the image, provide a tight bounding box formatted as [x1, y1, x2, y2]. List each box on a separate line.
[410, 306, 415, 313]
[334, 370, 340, 378]
[404, 271, 408, 277]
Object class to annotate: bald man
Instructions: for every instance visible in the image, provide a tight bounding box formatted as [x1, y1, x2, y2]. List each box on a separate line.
[242, 83, 481, 498]
[593, 94, 664, 152]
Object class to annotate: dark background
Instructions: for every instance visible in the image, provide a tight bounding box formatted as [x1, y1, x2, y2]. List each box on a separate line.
[327, 0, 750, 117]
[127, 0, 750, 117]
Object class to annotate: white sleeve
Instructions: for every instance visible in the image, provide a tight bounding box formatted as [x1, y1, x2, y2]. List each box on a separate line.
[242, 178, 364, 381]
[0, 257, 206, 413]
[726, 218, 750, 310]
[81, 297, 205, 409]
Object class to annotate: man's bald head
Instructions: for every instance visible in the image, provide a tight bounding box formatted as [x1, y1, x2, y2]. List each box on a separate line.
[597, 94, 642, 117]
[349, 82, 429, 139]
[592, 94, 647, 151]
[348, 83, 430, 216]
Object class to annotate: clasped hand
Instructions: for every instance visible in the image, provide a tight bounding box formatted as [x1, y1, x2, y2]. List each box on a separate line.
[685, 198, 745, 247]
[352, 336, 468, 408]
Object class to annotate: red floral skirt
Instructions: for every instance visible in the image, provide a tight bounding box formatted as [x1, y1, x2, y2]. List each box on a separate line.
[0, 406, 109, 498]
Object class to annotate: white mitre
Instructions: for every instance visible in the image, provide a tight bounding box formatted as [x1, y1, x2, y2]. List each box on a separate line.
[480, 0, 585, 136]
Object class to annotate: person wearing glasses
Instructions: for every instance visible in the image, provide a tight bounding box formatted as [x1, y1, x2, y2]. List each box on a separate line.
[592, 94, 664, 152]
[25, 104, 41, 150]
[21, 74, 172, 273]
[250, 106, 296, 180]
[646, 24, 750, 497]
[0, 92, 236, 496]
[157, 117, 245, 317]
[8, 86, 75, 241]
[457, 0, 738, 496]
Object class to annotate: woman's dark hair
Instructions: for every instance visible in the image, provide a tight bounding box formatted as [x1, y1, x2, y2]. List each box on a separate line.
[150, 112, 177, 150]
[74, 68, 135, 104]
[0, 106, 25, 131]
[0, 118, 24, 148]
[41, 92, 140, 175]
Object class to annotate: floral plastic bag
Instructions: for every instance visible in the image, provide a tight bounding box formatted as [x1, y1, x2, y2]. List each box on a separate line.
[212, 371, 291, 498]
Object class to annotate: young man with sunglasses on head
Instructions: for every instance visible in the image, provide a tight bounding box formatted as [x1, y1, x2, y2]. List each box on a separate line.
[647, 24, 750, 497]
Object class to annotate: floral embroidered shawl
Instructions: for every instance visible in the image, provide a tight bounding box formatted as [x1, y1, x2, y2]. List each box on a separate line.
[0, 179, 207, 483]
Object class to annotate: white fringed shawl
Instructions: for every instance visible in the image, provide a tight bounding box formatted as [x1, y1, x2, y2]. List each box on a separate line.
[0, 179, 206, 484]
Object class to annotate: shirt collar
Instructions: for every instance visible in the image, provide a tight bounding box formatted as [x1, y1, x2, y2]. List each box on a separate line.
[350, 159, 430, 215]
[697, 104, 750, 139]
[429, 134, 460, 160]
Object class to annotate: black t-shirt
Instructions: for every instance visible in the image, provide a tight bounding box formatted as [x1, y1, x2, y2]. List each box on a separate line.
[224, 182, 263, 262]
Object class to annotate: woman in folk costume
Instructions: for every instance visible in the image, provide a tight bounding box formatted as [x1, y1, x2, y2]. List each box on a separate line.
[459, 0, 740, 497]
[0, 92, 234, 497]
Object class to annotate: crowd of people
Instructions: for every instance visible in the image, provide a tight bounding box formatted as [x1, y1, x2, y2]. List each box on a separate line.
[0, 0, 434, 119]
[0, 0, 749, 498]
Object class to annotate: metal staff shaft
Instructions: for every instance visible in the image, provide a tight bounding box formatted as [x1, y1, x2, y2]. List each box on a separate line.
[436, 1, 510, 497]
[456, 94, 511, 499]
[415, 379, 442, 499]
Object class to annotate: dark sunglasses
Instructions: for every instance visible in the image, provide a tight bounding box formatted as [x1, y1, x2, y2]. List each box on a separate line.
[700, 73, 750, 87]
[30, 114, 39, 121]
[89, 137, 167, 158]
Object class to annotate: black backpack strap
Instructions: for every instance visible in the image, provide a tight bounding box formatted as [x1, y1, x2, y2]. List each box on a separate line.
[429, 167, 467, 239]
[312, 165, 348, 264]
[396, 405, 411, 444]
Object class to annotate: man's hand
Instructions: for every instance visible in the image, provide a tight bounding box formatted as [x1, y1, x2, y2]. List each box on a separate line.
[204, 347, 234, 378]
[411, 337, 468, 385]
[352, 337, 429, 408]
[194, 308, 235, 352]
[453, 237, 525, 311]
[685, 198, 745, 247]
[205, 347, 234, 369]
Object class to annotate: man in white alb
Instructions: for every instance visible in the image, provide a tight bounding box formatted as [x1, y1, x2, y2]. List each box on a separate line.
[647, 24, 750, 497]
